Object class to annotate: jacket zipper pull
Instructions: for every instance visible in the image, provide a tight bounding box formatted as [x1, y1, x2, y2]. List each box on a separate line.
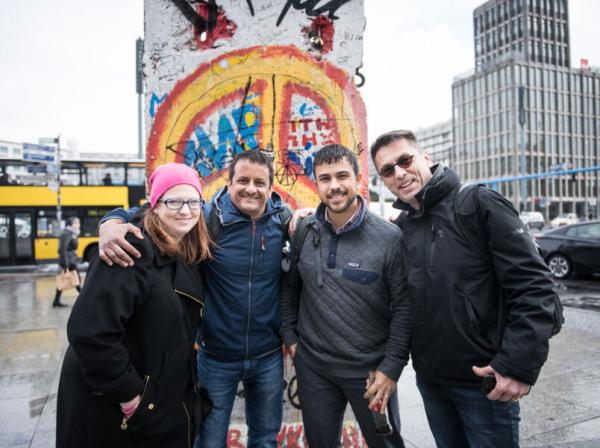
[431, 224, 436, 241]
[261, 235, 265, 251]
[121, 416, 128, 430]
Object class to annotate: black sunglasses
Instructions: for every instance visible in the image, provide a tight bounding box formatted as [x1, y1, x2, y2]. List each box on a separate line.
[378, 155, 415, 178]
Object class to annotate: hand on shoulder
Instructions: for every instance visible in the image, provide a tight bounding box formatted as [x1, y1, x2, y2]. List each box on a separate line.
[99, 220, 144, 267]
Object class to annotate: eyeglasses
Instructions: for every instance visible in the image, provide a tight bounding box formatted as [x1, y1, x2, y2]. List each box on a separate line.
[159, 198, 204, 210]
[378, 155, 415, 178]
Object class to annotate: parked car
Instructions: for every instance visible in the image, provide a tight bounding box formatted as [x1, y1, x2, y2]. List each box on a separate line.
[550, 213, 579, 228]
[535, 220, 600, 279]
[519, 211, 545, 230]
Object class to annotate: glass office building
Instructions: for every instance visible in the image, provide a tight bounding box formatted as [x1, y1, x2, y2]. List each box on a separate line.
[452, 0, 600, 219]
[415, 120, 453, 168]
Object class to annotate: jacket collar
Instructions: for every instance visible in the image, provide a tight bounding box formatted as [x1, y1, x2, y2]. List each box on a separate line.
[147, 233, 202, 299]
[392, 164, 461, 217]
[315, 195, 368, 234]
[212, 186, 284, 225]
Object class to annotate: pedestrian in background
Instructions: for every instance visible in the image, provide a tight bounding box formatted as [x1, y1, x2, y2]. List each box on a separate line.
[52, 217, 81, 308]
[56, 163, 212, 448]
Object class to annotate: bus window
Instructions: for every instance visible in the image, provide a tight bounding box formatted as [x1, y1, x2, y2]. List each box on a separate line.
[61, 164, 82, 186]
[86, 164, 125, 185]
[1, 161, 27, 185]
[82, 208, 115, 237]
[127, 166, 145, 185]
[37, 210, 60, 237]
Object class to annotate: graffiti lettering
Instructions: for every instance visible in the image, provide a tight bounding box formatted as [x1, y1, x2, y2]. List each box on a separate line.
[227, 429, 245, 448]
[277, 0, 353, 27]
[245, 0, 255, 16]
[355, 141, 363, 155]
[226, 422, 366, 447]
[149, 92, 168, 118]
[182, 102, 261, 177]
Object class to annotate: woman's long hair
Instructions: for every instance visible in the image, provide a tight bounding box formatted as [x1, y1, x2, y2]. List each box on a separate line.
[142, 206, 212, 264]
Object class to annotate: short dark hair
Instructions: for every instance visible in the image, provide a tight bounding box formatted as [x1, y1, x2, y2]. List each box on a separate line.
[313, 144, 359, 177]
[66, 216, 79, 226]
[370, 130, 419, 164]
[228, 150, 274, 186]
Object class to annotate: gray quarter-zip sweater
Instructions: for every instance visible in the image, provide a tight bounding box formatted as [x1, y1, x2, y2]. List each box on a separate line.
[280, 199, 411, 381]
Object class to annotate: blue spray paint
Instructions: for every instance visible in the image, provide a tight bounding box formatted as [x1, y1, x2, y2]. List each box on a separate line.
[183, 103, 262, 177]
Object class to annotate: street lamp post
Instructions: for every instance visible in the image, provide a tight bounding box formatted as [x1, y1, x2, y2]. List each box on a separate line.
[39, 136, 61, 228]
[518, 86, 527, 212]
[136, 38, 145, 160]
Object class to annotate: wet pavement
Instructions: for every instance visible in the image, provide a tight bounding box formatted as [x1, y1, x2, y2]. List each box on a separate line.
[1, 272, 600, 447]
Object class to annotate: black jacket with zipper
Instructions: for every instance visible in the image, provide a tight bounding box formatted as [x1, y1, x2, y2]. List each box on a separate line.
[396, 165, 557, 387]
[56, 232, 206, 448]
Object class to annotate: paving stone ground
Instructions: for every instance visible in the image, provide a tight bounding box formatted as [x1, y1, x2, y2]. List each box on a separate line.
[1, 273, 600, 447]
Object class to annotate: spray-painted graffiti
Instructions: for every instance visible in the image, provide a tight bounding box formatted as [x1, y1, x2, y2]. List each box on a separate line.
[147, 45, 367, 209]
[145, 1, 366, 443]
[149, 92, 168, 118]
[170, 0, 353, 30]
[226, 422, 369, 447]
[276, 0, 353, 26]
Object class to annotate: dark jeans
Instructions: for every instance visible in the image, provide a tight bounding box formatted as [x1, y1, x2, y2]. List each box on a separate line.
[295, 353, 405, 448]
[195, 349, 283, 448]
[416, 376, 520, 448]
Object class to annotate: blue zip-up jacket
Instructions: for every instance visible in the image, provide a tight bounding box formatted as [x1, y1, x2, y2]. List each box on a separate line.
[201, 187, 285, 360]
[102, 187, 286, 360]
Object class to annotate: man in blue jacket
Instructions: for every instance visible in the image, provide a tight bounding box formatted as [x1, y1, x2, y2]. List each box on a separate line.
[98, 151, 287, 447]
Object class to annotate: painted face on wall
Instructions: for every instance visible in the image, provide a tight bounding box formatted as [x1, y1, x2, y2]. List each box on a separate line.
[314, 157, 361, 216]
[374, 139, 433, 209]
[228, 159, 273, 221]
[153, 184, 201, 240]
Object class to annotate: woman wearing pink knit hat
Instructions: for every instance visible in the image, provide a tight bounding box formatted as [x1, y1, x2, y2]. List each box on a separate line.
[57, 163, 212, 448]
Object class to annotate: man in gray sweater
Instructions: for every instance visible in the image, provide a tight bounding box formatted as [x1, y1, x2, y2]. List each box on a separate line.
[280, 144, 410, 447]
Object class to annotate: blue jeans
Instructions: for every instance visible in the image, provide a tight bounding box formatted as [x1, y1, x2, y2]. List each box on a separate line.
[196, 349, 283, 448]
[416, 376, 520, 448]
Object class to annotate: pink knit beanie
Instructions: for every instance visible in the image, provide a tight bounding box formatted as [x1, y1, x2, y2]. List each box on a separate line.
[149, 163, 203, 208]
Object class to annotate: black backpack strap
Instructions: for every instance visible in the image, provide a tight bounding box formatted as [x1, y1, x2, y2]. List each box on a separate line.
[453, 183, 490, 264]
[453, 183, 564, 337]
[205, 203, 222, 244]
[278, 207, 293, 243]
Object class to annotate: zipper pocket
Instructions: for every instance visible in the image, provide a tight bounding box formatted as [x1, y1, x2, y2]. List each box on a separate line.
[175, 289, 205, 319]
[429, 224, 436, 268]
[121, 375, 150, 431]
[182, 401, 191, 448]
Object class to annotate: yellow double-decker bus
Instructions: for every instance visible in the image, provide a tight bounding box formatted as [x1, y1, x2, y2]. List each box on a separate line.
[0, 156, 146, 265]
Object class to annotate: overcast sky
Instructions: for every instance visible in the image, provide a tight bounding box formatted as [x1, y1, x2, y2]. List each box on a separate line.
[0, 0, 598, 155]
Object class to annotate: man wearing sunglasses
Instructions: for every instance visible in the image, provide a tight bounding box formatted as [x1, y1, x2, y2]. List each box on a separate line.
[370, 130, 559, 447]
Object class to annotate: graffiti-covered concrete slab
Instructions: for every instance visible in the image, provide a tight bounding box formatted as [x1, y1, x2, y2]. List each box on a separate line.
[144, 0, 367, 207]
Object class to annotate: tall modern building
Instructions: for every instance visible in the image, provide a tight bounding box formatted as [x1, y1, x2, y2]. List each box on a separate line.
[415, 120, 453, 168]
[452, 0, 600, 219]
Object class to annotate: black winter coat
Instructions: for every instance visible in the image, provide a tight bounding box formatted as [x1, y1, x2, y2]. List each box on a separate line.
[56, 233, 206, 448]
[396, 166, 557, 387]
[58, 228, 78, 269]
